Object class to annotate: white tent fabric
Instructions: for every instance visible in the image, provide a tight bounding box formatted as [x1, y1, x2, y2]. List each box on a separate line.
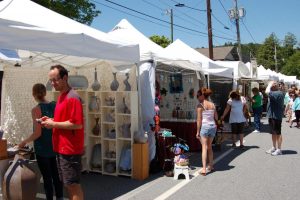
[266, 69, 279, 81]
[215, 61, 251, 79]
[0, 0, 140, 66]
[164, 39, 233, 78]
[257, 65, 271, 80]
[108, 19, 200, 71]
[278, 72, 297, 84]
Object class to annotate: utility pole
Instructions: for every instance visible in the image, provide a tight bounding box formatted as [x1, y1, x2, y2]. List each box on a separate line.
[229, 0, 245, 61]
[170, 9, 173, 42]
[166, 9, 174, 42]
[206, 0, 213, 59]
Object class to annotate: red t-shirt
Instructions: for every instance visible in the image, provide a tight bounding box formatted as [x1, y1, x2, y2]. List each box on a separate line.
[53, 89, 84, 155]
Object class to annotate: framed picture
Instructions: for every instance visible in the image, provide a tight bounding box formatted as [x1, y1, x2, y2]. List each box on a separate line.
[169, 74, 183, 93]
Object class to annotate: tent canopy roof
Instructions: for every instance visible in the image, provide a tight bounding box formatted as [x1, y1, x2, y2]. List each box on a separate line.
[0, 0, 140, 68]
[164, 39, 233, 78]
[108, 19, 201, 72]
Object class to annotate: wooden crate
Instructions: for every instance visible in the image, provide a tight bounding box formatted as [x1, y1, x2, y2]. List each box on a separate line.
[132, 143, 149, 180]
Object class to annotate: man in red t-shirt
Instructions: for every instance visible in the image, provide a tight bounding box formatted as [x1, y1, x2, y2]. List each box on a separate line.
[42, 65, 84, 200]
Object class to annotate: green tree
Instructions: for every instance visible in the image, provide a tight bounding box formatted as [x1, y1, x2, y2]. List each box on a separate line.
[32, 0, 100, 25]
[149, 35, 171, 48]
[281, 51, 300, 78]
[257, 33, 283, 71]
[281, 32, 297, 61]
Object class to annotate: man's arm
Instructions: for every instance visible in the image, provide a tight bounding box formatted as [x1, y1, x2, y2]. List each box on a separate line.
[265, 81, 274, 95]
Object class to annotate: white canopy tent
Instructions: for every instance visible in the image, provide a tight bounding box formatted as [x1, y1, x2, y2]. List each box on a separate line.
[0, 0, 140, 67]
[108, 19, 202, 133]
[257, 65, 273, 80]
[163, 39, 233, 79]
[215, 60, 251, 89]
[0, 0, 144, 144]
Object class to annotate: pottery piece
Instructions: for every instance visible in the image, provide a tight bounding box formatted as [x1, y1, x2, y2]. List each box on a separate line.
[3, 154, 39, 200]
[105, 97, 115, 106]
[92, 118, 101, 136]
[110, 72, 119, 91]
[123, 73, 131, 91]
[108, 129, 116, 139]
[120, 97, 130, 114]
[134, 130, 148, 143]
[89, 96, 100, 112]
[45, 79, 53, 91]
[91, 68, 101, 91]
[119, 123, 131, 138]
[68, 75, 88, 90]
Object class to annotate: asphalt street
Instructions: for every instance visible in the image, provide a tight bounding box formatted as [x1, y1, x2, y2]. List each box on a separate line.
[33, 117, 300, 200]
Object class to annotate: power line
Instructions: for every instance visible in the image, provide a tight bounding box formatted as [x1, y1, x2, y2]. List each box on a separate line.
[162, 0, 237, 40]
[92, 1, 169, 29]
[241, 19, 257, 43]
[93, 0, 207, 39]
[217, 0, 231, 19]
[164, 0, 236, 40]
[158, 0, 206, 26]
[99, 0, 236, 41]
[143, 0, 204, 28]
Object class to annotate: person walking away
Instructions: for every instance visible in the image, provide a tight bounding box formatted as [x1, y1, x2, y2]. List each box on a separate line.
[195, 88, 218, 176]
[221, 90, 247, 149]
[286, 92, 296, 128]
[251, 87, 263, 133]
[41, 65, 84, 200]
[18, 83, 63, 200]
[292, 90, 300, 128]
[265, 81, 285, 156]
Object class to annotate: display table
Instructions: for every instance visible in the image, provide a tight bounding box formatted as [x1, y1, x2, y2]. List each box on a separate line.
[160, 120, 200, 152]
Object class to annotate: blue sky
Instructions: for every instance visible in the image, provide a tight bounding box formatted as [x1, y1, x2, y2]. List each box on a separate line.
[91, 0, 300, 48]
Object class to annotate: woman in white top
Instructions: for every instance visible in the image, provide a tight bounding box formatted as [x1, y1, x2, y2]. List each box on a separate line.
[221, 90, 247, 149]
[196, 88, 218, 176]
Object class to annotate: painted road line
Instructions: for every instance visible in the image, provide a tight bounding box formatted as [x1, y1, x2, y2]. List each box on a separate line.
[154, 147, 235, 200]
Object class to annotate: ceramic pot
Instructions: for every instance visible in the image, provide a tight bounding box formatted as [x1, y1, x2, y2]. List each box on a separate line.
[105, 97, 115, 106]
[119, 123, 131, 138]
[123, 73, 131, 91]
[3, 154, 39, 200]
[89, 96, 100, 112]
[110, 72, 119, 91]
[68, 75, 88, 90]
[45, 79, 53, 91]
[92, 118, 101, 136]
[134, 131, 148, 143]
[120, 97, 130, 114]
[91, 68, 101, 91]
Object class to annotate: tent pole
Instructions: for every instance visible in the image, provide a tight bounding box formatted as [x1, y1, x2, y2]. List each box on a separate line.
[136, 62, 143, 140]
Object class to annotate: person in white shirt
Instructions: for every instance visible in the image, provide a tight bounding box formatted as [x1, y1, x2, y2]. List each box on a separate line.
[221, 90, 247, 149]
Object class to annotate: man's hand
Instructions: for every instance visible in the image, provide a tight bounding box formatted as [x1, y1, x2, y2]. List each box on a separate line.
[41, 118, 55, 129]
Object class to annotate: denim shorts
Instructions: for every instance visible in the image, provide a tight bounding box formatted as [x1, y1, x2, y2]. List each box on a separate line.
[200, 124, 217, 138]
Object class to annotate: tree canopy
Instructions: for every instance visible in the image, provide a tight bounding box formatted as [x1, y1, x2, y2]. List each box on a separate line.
[149, 35, 171, 48]
[33, 0, 100, 25]
[281, 51, 300, 79]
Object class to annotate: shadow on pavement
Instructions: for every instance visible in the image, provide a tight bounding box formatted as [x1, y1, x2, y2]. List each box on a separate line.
[282, 150, 297, 155]
[81, 171, 164, 199]
[214, 145, 259, 172]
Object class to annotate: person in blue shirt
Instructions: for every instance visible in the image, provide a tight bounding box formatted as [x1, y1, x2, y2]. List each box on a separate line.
[265, 81, 285, 156]
[292, 91, 300, 128]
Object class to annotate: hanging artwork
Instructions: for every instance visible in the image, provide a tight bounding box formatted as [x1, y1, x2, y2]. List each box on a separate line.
[169, 74, 183, 93]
